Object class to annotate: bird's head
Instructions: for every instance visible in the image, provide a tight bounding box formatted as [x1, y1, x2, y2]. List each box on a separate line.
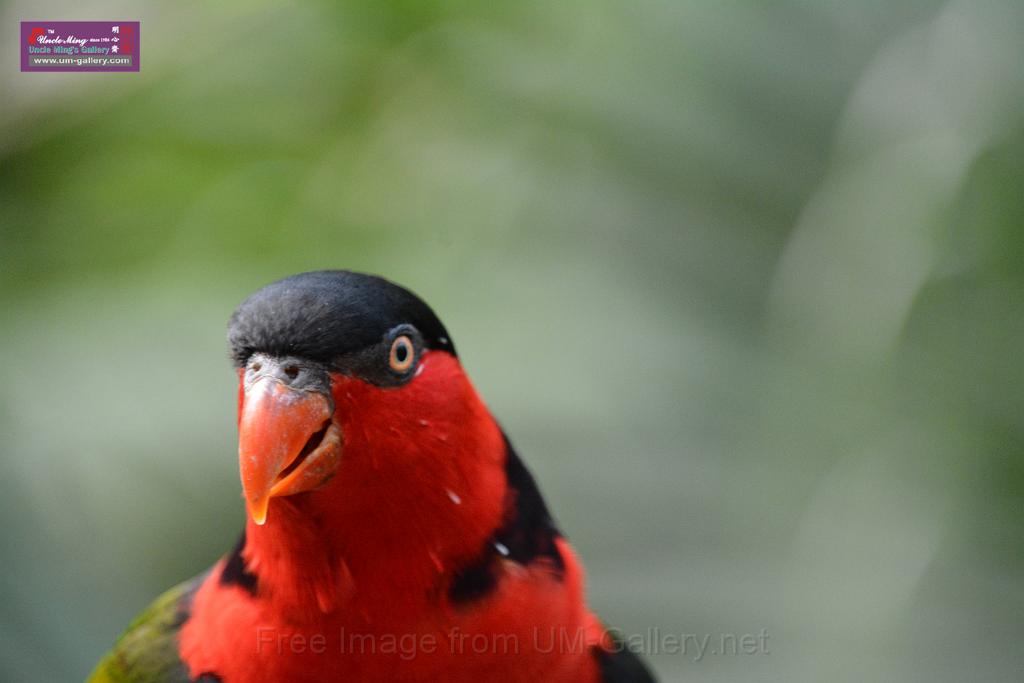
[227, 270, 498, 528]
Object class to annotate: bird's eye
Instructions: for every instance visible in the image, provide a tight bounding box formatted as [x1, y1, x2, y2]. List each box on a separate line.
[389, 335, 415, 374]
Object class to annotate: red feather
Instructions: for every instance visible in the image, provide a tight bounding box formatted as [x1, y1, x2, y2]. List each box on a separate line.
[180, 352, 607, 681]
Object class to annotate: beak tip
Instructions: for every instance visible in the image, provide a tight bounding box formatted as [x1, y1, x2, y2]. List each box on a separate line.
[248, 498, 269, 526]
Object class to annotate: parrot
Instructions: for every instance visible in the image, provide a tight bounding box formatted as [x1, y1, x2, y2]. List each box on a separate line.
[88, 270, 655, 682]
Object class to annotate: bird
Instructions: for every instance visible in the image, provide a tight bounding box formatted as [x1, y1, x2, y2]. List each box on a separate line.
[88, 270, 655, 682]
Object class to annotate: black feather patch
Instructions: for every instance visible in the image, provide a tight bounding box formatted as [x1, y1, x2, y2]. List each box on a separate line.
[591, 636, 658, 682]
[448, 434, 565, 605]
[228, 270, 455, 367]
[447, 559, 498, 604]
[219, 530, 258, 596]
[497, 435, 565, 572]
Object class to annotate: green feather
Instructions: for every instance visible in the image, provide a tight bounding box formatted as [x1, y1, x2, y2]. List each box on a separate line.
[86, 574, 207, 683]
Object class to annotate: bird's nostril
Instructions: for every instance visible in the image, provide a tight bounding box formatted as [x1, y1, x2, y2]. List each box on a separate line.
[284, 365, 300, 380]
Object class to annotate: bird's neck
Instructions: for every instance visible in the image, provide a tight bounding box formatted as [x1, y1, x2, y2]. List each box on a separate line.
[241, 507, 352, 619]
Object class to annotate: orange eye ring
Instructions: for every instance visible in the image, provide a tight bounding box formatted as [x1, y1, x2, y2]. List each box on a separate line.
[389, 335, 415, 373]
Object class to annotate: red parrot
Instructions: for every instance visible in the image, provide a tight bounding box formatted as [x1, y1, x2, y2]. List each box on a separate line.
[89, 270, 655, 682]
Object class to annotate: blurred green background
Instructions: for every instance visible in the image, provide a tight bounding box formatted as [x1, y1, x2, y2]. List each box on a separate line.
[2, 1, 1024, 681]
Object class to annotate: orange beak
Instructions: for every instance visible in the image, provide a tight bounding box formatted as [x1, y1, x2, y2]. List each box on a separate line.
[238, 377, 342, 525]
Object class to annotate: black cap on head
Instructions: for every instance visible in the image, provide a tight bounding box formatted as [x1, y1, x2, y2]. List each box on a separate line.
[228, 270, 455, 367]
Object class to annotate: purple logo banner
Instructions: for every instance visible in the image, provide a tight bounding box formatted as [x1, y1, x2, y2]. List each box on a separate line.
[21, 21, 139, 72]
